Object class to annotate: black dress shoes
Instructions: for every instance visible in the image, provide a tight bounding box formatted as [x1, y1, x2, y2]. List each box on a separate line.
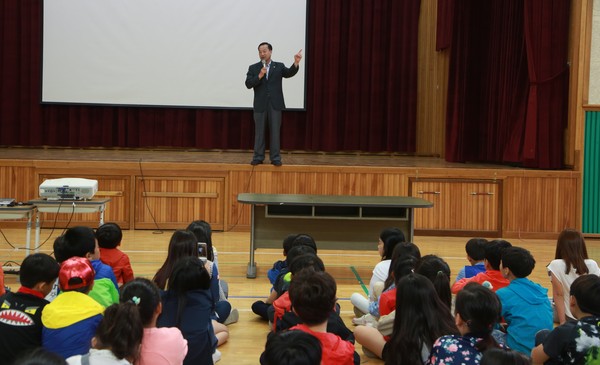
[271, 161, 282, 166]
[250, 160, 263, 166]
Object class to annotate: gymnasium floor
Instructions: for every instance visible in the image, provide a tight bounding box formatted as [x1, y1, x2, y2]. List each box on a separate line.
[2, 227, 598, 364]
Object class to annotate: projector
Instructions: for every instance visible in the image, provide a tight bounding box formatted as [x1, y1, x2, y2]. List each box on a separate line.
[39, 178, 98, 200]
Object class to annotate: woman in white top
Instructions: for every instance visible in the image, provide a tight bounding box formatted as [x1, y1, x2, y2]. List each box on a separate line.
[350, 228, 405, 315]
[547, 228, 600, 324]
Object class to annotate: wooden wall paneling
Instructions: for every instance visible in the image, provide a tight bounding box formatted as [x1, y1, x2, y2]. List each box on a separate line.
[135, 176, 225, 230]
[410, 178, 501, 235]
[228, 170, 253, 231]
[0, 166, 36, 202]
[0, 166, 37, 228]
[411, 179, 445, 229]
[503, 176, 579, 238]
[36, 174, 130, 229]
[458, 181, 501, 232]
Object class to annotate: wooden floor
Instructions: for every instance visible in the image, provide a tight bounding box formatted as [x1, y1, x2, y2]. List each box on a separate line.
[0, 145, 525, 169]
[2, 228, 599, 364]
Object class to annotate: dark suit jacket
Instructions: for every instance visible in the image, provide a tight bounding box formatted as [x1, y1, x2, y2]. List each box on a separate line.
[245, 61, 299, 112]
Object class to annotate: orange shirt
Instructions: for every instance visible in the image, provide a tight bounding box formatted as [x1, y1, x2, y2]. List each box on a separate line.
[99, 247, 134, 285]
[451, 270, 509, 294]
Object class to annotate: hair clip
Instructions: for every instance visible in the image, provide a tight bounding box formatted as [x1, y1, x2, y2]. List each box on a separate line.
[131, 296, 141, 305]
[437, 270, 444, 276]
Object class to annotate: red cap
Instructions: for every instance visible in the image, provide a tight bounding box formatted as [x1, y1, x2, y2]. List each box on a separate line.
[59, 257, 95, 291]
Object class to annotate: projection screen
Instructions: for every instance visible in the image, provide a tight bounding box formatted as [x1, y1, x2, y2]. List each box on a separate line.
[42, 0, 307, 109]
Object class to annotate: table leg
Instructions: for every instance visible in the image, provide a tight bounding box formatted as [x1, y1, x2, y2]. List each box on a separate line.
[99, 205, 105, 226]
[246, 204, 257, 278]
[34, 211, 41, 253]
[408, 208, 414, 242]
[25, 210, 32, 255]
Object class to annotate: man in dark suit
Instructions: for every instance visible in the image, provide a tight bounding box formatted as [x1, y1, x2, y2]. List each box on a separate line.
[245, 42, 302, 166]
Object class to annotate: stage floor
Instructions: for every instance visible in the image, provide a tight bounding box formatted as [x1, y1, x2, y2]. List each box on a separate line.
[0, 146, 526, 170]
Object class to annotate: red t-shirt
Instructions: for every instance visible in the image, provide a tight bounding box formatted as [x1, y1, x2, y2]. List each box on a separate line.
[451, 270, 509, 294]
[378, 288, 397, 317]
[99, 247, 134, 285]
[290, 324, 355, 365]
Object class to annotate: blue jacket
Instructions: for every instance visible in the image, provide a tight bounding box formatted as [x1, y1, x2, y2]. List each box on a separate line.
[91, 259, 119, 289]
[496, 278, 553, 354]
[158, 289, 217, 365]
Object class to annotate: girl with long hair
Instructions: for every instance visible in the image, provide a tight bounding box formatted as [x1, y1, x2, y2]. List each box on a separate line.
[152, 231, 230, 350]
[66, 302, 144, 364]
[157, 257, 221, 365]
[415, 255, 452, 309]
[120, 278, 188, 365]
[384, 273, 458, 364]
[547, 228, 600, 324]
[426, 283, 502, 365]
[152, 230, 198, 290]
[350, 228, 405, 316]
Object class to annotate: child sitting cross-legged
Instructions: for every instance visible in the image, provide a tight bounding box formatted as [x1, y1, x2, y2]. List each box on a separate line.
[454, 238, 488, 282]
[65, 302, 143, 365]
[0, 253, 60, 364]
[288, 269, 359, 365]
[496, 246, 553, 355]
[120, 278, 188, 365]
[96, 222, 134, 287]
[531, 274, 600, 364]
[42, 257, 105, 358]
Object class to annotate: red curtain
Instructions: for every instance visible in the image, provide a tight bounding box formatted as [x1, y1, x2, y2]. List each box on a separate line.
[442, 0, 569, 169]
[0, 0, 420, 153]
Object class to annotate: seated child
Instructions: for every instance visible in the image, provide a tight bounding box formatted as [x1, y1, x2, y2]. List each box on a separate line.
[65, 302, 143, 364]
[157, 256, 220, 365]
[377, 256, 419, 317]
[53, 226, 119, 307]
[452, 239, 512, 294]
[364, 242, 421, 321]
[42, 257, 105, 358]
[267, 234, 298, 285]
[427, 283, 502, 364]
[120, 277, 188, 365]
[95, 222, 134, 286]
[531, 274, 600, 364]
[350, 228, 405, 316]
[454, 238, 487, 282]
[269, 254, 354, 343]
[288, 269, 359, 365]
[252, 244, 317, 321]
[0, 253, 59, 364]
[260, 330, 322, 365]
[496, 246, 553, 355]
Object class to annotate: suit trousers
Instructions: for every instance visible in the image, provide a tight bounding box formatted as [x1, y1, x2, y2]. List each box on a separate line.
[253, 102, 281, 163]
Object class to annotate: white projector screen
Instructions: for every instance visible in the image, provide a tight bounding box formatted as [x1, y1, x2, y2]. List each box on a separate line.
[42, 0, 307, 109]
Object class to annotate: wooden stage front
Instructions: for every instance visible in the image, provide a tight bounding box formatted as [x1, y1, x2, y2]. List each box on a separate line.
[0, 146, 581, 238]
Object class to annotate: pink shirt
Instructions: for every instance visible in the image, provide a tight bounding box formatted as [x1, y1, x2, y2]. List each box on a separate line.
[138, 327, 188, 365]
